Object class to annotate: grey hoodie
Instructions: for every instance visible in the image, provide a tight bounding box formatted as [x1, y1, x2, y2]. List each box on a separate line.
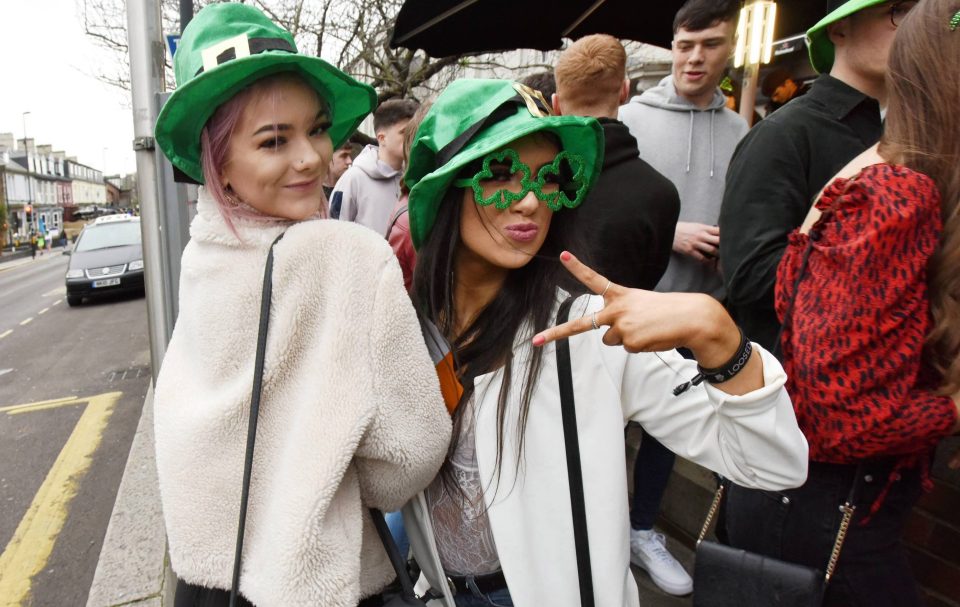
[618, 75, 748, 299]
[331, 144, 402, 236]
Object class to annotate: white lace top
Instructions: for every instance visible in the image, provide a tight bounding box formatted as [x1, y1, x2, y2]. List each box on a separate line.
[425, 397, 501, 576]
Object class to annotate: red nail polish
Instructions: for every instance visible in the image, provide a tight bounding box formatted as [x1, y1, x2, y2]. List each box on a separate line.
[560, 251, 572, 261]
[532, 335, 544, 346]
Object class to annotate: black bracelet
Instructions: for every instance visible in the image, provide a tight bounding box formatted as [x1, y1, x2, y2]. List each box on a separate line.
[673, 328, 753, 396]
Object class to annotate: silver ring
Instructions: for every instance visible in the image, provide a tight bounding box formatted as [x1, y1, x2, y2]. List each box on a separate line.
[591, 312, 600, 331]
[601, 280, 611, 297]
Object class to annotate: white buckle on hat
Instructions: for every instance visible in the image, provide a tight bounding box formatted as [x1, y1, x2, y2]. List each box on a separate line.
[201, 33, 252, 72]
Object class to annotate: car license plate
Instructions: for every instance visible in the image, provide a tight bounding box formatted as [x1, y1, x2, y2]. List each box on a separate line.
[93, 278, 121, 288]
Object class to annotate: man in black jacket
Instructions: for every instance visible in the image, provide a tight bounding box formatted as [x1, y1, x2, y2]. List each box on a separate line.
[719, 0, 909, 353]
[554, 34, 690, 597]
[552, 37, 680, 292]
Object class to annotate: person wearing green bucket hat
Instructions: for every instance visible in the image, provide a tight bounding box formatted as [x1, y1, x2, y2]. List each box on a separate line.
[720, 0, 917, 355]
[397, 78, 808, 607]
[151, 4, 451, 607]
[721, 1, 960, 605]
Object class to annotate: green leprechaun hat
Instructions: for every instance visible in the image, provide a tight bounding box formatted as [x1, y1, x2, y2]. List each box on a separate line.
[155, 2, 376, 184]
[806, 0, 893, 73]
[404, 79, 604, 249]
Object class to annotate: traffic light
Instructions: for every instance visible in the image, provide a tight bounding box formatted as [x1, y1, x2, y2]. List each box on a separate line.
[25, 205, 32, 226]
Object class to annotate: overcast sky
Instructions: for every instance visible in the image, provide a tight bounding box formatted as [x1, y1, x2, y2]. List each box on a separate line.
[0, 0, 138, 175]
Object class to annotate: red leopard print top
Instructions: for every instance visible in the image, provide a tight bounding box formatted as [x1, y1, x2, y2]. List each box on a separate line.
[776, 163, 957, 465]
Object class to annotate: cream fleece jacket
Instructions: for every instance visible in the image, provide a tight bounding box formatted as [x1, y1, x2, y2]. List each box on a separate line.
[154, 189, 451, 606]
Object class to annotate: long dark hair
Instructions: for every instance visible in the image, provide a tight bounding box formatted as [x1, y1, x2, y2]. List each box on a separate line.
[412, 159, 588, 495]
[879, 0, 960, 393]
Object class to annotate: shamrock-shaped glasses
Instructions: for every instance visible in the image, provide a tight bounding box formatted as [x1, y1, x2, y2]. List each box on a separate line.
[453, 148, 588, 211]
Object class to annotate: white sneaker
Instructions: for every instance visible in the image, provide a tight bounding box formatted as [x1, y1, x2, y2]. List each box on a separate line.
[630, 528, 693, 596]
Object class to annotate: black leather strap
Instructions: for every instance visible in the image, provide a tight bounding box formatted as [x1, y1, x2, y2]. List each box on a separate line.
[230, 232, 284, 607]
[556, 296, 595, 607]
[369, 509, 422, 603]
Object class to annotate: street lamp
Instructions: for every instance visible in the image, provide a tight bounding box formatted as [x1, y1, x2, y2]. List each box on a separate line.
[733, 1, 777, 125]
[21, 111, 35, 233]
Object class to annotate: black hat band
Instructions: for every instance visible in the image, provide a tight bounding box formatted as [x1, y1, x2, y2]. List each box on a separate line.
[195, 37, 296, 76]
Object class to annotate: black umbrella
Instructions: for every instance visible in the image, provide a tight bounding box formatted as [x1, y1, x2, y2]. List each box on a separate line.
[390, 0, 684, 56]
[390, 0, 833, 57]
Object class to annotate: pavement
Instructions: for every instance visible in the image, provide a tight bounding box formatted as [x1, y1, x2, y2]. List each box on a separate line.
[86, 393, 694, 607]
[0, 244, 70, 273]
[86, 386, 174, 607]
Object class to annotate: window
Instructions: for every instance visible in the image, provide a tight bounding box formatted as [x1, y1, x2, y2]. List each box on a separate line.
[74, 222, 141, 252]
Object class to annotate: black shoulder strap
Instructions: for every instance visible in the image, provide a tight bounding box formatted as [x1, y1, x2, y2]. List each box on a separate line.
[556, 296, 595, 607]
[230, 232, 284, 607]
[369, 509, 423, 604]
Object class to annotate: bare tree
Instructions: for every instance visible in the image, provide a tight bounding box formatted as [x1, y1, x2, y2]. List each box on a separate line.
[80, 0, 550, 104]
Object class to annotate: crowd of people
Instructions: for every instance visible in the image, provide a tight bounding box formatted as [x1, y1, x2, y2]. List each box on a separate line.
[149, 0, 960, 605]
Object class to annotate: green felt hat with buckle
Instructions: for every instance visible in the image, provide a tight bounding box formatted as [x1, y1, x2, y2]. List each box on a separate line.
[806, 0, 891, 74]
[155, 2, 376, 184]
[404, 79, 604, 249]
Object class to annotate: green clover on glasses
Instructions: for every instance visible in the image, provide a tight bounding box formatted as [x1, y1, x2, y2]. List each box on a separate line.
[453, 148, 589, 211]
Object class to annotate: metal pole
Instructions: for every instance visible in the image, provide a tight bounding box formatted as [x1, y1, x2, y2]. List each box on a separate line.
[127, 0, 169, 382]
[179, 0, 193, 33]
[22, 112, 34, 232]
[739, 64, 760, 126]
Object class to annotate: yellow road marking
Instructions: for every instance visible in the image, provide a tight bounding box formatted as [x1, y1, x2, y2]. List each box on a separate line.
[38, 308, 50, 316]
[0, 330, 11, 340]
[0, 396, 79, 413]
[18, 318, 32, 327]
[0, 392, 122, 606]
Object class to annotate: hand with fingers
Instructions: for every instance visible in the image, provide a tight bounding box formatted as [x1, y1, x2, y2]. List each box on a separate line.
[673, 222, 720, 263]
[533, 251, 765, 396]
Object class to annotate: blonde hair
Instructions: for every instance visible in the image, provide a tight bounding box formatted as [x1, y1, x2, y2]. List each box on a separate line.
[554, 34, 626, 113]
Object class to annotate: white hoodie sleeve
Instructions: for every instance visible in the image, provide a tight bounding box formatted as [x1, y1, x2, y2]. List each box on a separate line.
[580, 294, 809, 491]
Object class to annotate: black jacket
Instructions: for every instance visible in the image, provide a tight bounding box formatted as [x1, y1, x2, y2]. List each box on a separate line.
[572, 118, 680, 290]
[719, 75, 882, 352]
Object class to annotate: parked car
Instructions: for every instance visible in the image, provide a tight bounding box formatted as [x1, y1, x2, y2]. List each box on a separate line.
[65, 215, 144, 306]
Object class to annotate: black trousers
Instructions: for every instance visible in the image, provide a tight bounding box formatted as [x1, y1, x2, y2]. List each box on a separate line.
[175, 579, 392, 607]
[723, 460, 925, 607]
[174, 581, 253, 607]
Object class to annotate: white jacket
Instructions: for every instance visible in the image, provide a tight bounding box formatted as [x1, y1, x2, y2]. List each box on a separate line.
[405, 294, 808, 607]
[154, 189, 451, 606]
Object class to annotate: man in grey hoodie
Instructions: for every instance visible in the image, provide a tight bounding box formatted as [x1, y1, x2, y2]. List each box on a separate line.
[331, 99, 418, 235]
[619, 0, 747, 301]
[616, 0, 746, 597]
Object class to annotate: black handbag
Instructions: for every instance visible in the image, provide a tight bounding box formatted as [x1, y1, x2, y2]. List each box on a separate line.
[555, 296, 595, 607]
[692, 223, 857, 607]
[691, 480, 857, 607]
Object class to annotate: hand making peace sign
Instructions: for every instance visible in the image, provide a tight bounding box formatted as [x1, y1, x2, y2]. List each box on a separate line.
[532, 252, 765, 396]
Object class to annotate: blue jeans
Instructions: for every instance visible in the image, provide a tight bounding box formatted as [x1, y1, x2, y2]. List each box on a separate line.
[453, 584, 512, 607]
[629, 432, 676, 530]
[384, 510, 409, 557]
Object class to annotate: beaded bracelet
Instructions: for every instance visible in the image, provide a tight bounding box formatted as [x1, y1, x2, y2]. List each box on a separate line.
[673, 328, 753, 396]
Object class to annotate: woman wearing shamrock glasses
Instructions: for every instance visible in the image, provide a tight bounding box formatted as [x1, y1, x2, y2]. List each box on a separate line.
[398, 79, 809, 607]
[150, 4, 451, 607]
